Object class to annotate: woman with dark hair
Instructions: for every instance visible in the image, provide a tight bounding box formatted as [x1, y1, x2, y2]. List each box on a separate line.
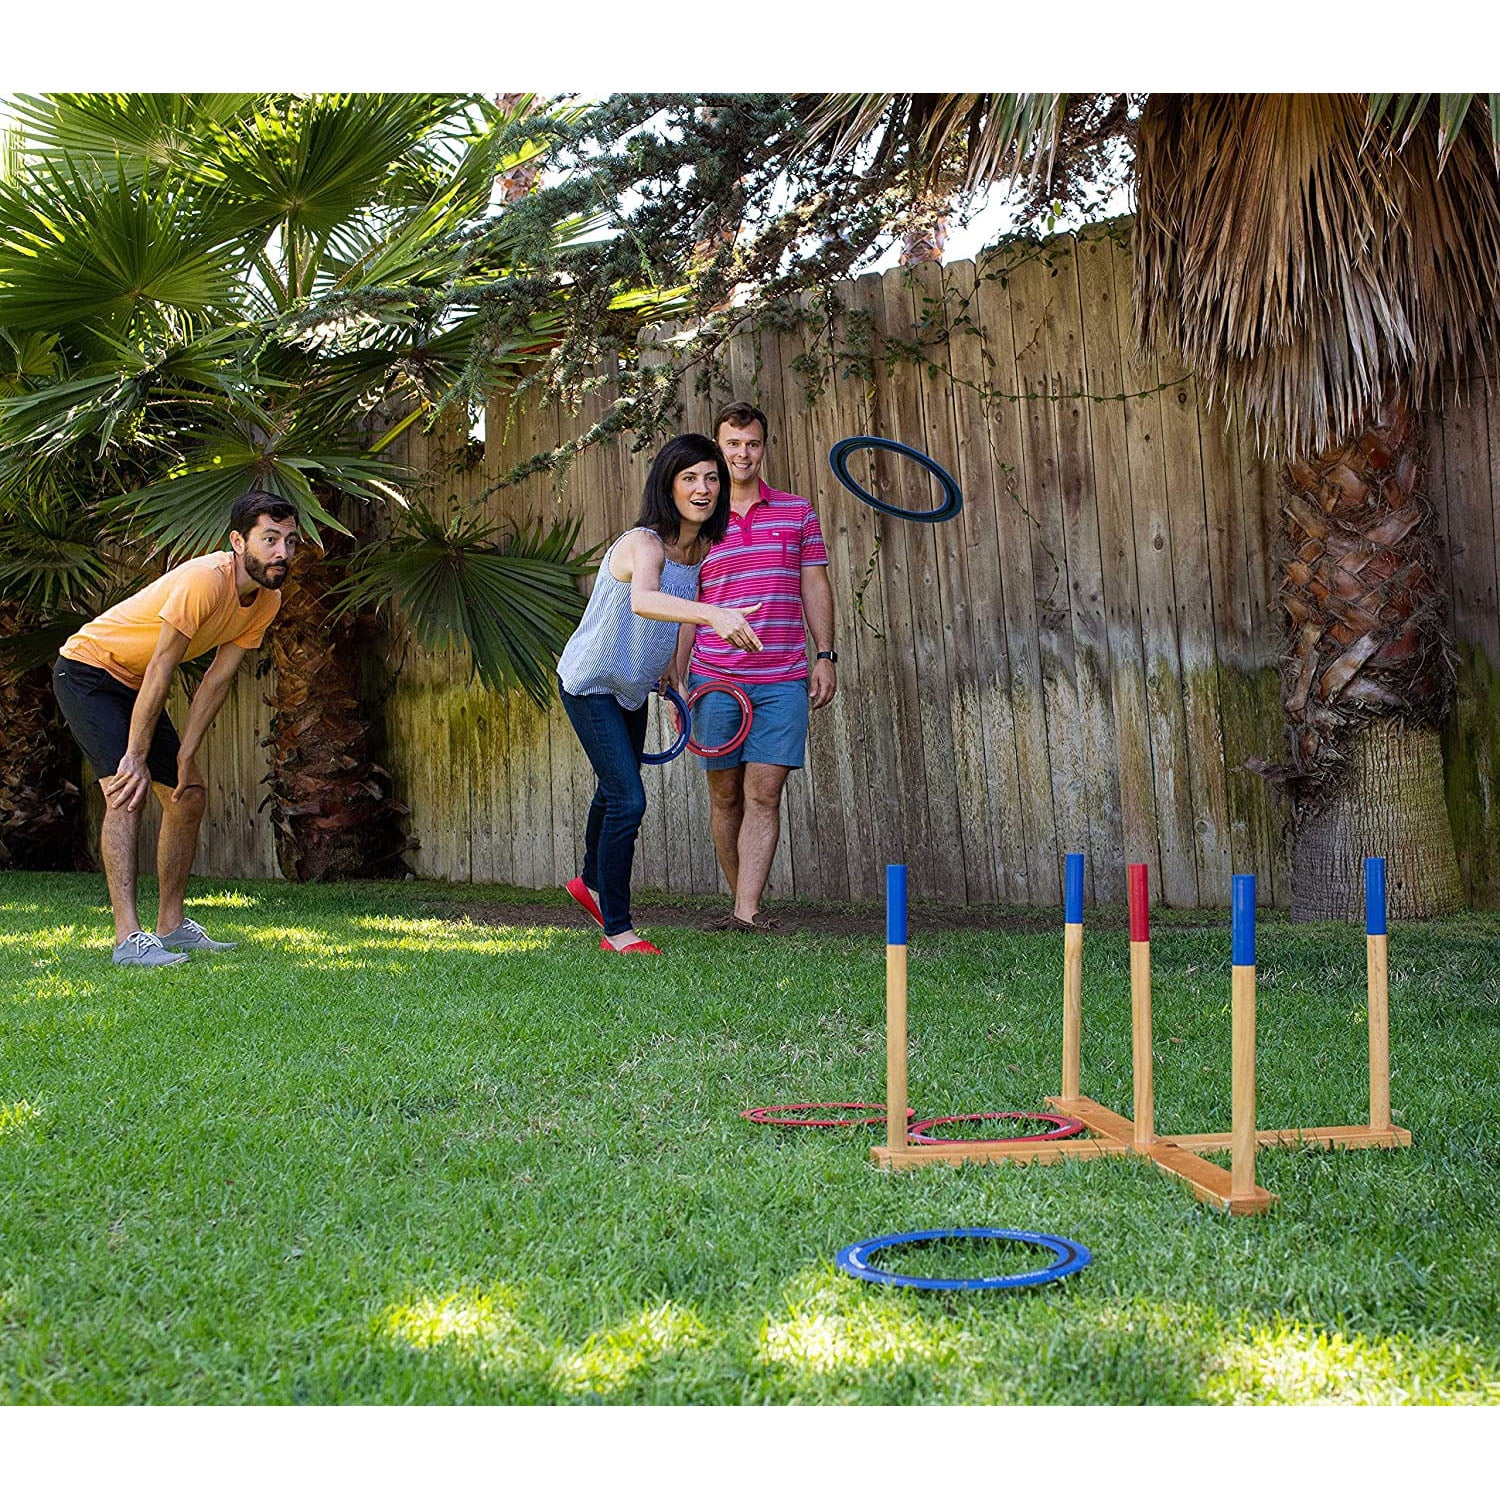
[557, 434, 763, 953]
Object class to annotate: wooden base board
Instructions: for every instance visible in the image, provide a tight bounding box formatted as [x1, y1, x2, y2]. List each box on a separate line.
[1166, 1124, 1413, 1151]
[868, 1093, 1410, 1215]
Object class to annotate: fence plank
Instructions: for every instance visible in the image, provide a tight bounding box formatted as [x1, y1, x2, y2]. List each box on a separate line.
[831, 277, 908, 893]
[1076, 231, 1155, 893]
[1047, 237, 1124, 902]
[1111, 238, 1199, 906]
[938, 257, 1032, 902]
[906, 260, 999, 904]
[878, 267, 966, 901]
[1008, 246, 1083, 904]
[973, 247, 1057, 901]
[1159, 354, 1233, 903]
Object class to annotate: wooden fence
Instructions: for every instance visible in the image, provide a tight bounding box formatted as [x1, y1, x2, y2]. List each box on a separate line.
[390, 229, 1294, 909]
[109, 229, 1500, 909]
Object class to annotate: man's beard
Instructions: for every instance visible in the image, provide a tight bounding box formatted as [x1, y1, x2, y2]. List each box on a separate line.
[244, 555, 289, 591]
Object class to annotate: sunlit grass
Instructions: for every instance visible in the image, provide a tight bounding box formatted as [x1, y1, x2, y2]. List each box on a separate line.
[381, 1285, 533, 1360]
[184, 891, 261, 910]
[1207, 1316, 1500, 1405]
[0, 872, 1497, 1405]
[555, 1303, 709, 1395]
[758, 1271, 949, 1375]
[0, 1100, 40, 1136]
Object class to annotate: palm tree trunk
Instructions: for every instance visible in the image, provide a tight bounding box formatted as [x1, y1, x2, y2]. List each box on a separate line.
[264, 547, 410, 881]
[1274, 391, 1463, 919]
[0, 602, 86, 870]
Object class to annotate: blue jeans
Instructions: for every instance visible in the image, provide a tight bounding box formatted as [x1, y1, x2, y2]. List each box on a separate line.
[560, 685, 649, 937]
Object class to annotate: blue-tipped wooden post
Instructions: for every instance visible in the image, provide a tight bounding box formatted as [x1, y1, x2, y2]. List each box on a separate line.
[886, 866, 909, 1155]
[1061, 853, 1085, 1102]
[1231, 874, 1258, 1205]
[1366, 857, 1391, 1132]
[1128, 863, 1154, 1147]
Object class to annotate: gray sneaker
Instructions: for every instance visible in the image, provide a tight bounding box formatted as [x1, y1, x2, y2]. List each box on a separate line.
[159, 917, 238, 953]
[113, 931, 191, 967]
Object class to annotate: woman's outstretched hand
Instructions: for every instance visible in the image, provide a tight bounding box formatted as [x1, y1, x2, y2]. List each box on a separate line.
[707, 602, 763, 652]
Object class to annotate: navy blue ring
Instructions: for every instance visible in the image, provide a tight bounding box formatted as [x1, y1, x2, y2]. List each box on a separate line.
[836, 1227, 1091, 1291]
[640, 684, 691, 765]
[828, 436, 964, 523]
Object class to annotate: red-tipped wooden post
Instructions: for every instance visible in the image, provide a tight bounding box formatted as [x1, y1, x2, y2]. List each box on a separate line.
[1128, 863, 1153, 1148]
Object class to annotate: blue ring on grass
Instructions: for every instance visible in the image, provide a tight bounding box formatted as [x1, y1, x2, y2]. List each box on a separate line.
[829, 436, 964, 523]
[640, 684, 691, 765]
[836, 1227, 1091, 1291]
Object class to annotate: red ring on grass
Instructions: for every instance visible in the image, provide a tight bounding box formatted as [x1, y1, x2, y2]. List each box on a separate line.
[906, 1111, 1087, 1144]
[686, 680, 753, 758]
[742, 1102, 916, 1128]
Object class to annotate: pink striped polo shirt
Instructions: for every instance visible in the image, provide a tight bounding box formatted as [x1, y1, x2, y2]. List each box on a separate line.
[690, 480, 828, 684]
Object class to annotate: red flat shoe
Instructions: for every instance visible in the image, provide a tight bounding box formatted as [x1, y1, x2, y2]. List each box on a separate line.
[599, 936, 663, 955]
[566, 878, 605, 927]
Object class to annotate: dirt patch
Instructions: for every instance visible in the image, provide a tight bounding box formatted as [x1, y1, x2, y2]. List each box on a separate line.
[423, 897, 1061, 938]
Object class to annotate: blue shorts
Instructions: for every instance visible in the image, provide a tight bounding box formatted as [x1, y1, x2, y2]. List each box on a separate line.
[688, 674, 809, 769]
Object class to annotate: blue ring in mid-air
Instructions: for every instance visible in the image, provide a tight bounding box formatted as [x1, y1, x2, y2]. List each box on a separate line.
[640, 683, 691, 765]
[836, 1227, 1091, 1291]
[828, 436, 964, 523]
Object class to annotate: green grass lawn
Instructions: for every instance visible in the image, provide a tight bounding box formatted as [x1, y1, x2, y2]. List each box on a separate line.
[1, 872, 1497, 1405]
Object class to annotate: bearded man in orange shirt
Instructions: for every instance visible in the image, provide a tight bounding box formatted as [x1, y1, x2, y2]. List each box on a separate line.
[51, 492, 300, 966]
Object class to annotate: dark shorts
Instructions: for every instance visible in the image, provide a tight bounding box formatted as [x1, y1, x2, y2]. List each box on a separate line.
[51, 657, 180, 787]
[688, 673, 809, 769]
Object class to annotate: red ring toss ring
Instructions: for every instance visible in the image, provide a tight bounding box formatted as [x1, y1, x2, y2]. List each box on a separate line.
[686, 679, 753, 758]
[906, 1111, 1087, 1145]
[742, 1103, 916, 1128]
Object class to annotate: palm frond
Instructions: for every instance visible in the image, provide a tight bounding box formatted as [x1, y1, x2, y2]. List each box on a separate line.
[1367, 93, 1500, 171]
[4, 93, 260, 181]
[200, 94, 463, 249]
[0, 493, 113, 613]
[0, 328, 63, 394]
[336, 503, 596, 703]
[1135, 93, 1500, 456]
[0, 155, 244, 332]
[796, 92, 1068, 194]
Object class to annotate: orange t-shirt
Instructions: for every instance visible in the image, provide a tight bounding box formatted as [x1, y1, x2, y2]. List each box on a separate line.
[60, 551, 281, 690]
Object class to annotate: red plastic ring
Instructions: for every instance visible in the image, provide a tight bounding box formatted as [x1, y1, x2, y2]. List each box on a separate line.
[686, 680, 753, 758]
[742, 1103, 916, 1128]
[906, 1111, 1087, 1145]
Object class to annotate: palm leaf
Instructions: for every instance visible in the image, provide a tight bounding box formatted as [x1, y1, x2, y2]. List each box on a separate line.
[1368, 93, 1500, 171]
[336, 503, 596, 703]
[0, 493, 113, 612]
[0, 155, 243, 332]
[1137, 93, 1500, 456]
[5, 93, 260, 181]
[797, 93, 1068, 193]
[200, 94, 465, 248]
[111, 435, 375, 559]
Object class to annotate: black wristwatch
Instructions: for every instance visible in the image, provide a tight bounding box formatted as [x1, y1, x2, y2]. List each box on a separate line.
[815, 650, 838, 664]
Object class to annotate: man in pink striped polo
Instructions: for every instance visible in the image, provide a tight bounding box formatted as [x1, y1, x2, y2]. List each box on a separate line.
[678, 401, 837, 930]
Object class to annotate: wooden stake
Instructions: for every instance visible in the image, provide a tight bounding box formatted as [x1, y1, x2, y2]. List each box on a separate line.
[1128, 863, 1153, 1147]
[1230, 874, 1258, 1205]
[885, 866, 909, 1156]
[1366, 857, 1391, 1132]
[1061, 853, 1085, 1101]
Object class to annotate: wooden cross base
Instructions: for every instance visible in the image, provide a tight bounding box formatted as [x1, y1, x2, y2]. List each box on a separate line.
[869, 1094, 1412, 1215]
